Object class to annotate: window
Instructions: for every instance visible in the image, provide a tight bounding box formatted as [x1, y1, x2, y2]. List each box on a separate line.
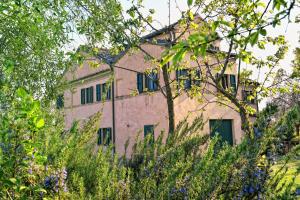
[56, 94, 64, 109]
[97, 128, 112, 145]
[144, 125, 154, 142]
[136, 71, 158, 93]
[85, 86, 94, 103]
[81, 89, 86, 105]
[176, 69, 191, 90]
[145, 72, 158, 91]
[137, 73, 144, 93]
[96, 84, 101, 101]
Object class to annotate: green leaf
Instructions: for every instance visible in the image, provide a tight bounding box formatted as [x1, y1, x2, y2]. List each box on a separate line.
[200, 44, 207, 57]
[249, 32, 259, 46]
[188, 11, 194, 20]
[212, 21, 220, 32]
[16, 88, 28, 98]
[173, 48, 187, 64]
[161, 53, 174, 66]
[9, 178, 17, 184]
[36, 118, 45, 128]
[187, 0, 193, 6]
[259, 29, 267, 36]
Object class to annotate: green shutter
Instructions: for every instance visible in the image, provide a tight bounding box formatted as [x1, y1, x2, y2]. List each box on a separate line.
[81, 89, 86, 104]
[137, 73, 144, 93]
[97, 128, 102, 145]
[90, 86, 94, 103]
[103, 128, 112, 145]
[96, 84, 101, 101]
[209, 120, 233, 145]
[230, 75, 237, 93]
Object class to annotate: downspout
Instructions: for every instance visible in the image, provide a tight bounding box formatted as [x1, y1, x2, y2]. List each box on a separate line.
[109, 63, 116, 152]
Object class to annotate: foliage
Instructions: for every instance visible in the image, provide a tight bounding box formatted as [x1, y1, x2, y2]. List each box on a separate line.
[0, 89, 68, 199]
[0, 0, 71, 105]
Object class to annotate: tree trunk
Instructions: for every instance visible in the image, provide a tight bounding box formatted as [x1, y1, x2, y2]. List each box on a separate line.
[162, 63, 175, 134]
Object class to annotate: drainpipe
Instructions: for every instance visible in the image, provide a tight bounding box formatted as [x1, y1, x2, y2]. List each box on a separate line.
[109, 63, 116, 152]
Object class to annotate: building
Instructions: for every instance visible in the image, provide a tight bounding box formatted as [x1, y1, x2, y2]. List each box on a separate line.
[62, 21, 258, 156]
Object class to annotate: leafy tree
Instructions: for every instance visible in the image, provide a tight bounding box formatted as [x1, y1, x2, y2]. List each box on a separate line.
[0, 0, 71, 106]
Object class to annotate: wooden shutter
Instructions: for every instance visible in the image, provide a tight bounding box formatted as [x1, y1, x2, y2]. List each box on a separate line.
[90, 86, 94, 103]
[97, 128, 102, 145]
[137, 73, 144, 93]
[81, 89, 86, 104]
[230, 75, 237, 92]
[194, 69, 201, 86]
[209, 120, 233, 145]
[103, 128, 112, 145]
[153, 72, 158, 91]
[96, 84, 101, 101]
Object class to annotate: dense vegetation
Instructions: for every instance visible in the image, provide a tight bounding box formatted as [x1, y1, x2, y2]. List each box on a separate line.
[0, 0, 299, 199]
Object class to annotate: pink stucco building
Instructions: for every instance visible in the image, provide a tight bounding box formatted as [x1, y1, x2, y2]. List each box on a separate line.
[63, 22, 258, 156]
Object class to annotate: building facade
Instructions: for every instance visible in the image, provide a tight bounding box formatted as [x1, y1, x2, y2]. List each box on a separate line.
[63, 23, 258, 156]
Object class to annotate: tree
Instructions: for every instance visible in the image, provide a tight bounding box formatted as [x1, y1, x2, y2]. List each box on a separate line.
[0, 0, 71, 106]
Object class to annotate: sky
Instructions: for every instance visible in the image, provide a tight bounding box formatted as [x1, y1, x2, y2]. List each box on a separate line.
[70, 0, 300, 108]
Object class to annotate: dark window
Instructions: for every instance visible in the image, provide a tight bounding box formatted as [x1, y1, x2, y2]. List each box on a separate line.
[145, 72, 158, 91]
[144, 125, 154, 142]
[97, 128, 112, 145]
[86, 86, 93, 103]
[81, 89, 86, 105]
[209, 120, 233, 145]
[230, 75, 237, 93]
[137, 73, 144, 93]
[176, 69, 191, 89]
[96, 84, 101, 101]
[56, 94, 64, 109]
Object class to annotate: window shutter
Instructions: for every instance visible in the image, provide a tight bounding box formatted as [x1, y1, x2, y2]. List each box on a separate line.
[221, 74, 229, 89]
[230, 75, 237, 92]
[96, 84, 101, 101]
[85, 88, 89, 103]
[103, 128, 112, 145]
[137, 73, 144, 93]
[97, 128, 102, 145]
[90, 86, 94, 103]
[153, 72, 158, 91]
[145, 74, 150, 91]
[194, 69, 201, 86]
[81, 89, 86, 104]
